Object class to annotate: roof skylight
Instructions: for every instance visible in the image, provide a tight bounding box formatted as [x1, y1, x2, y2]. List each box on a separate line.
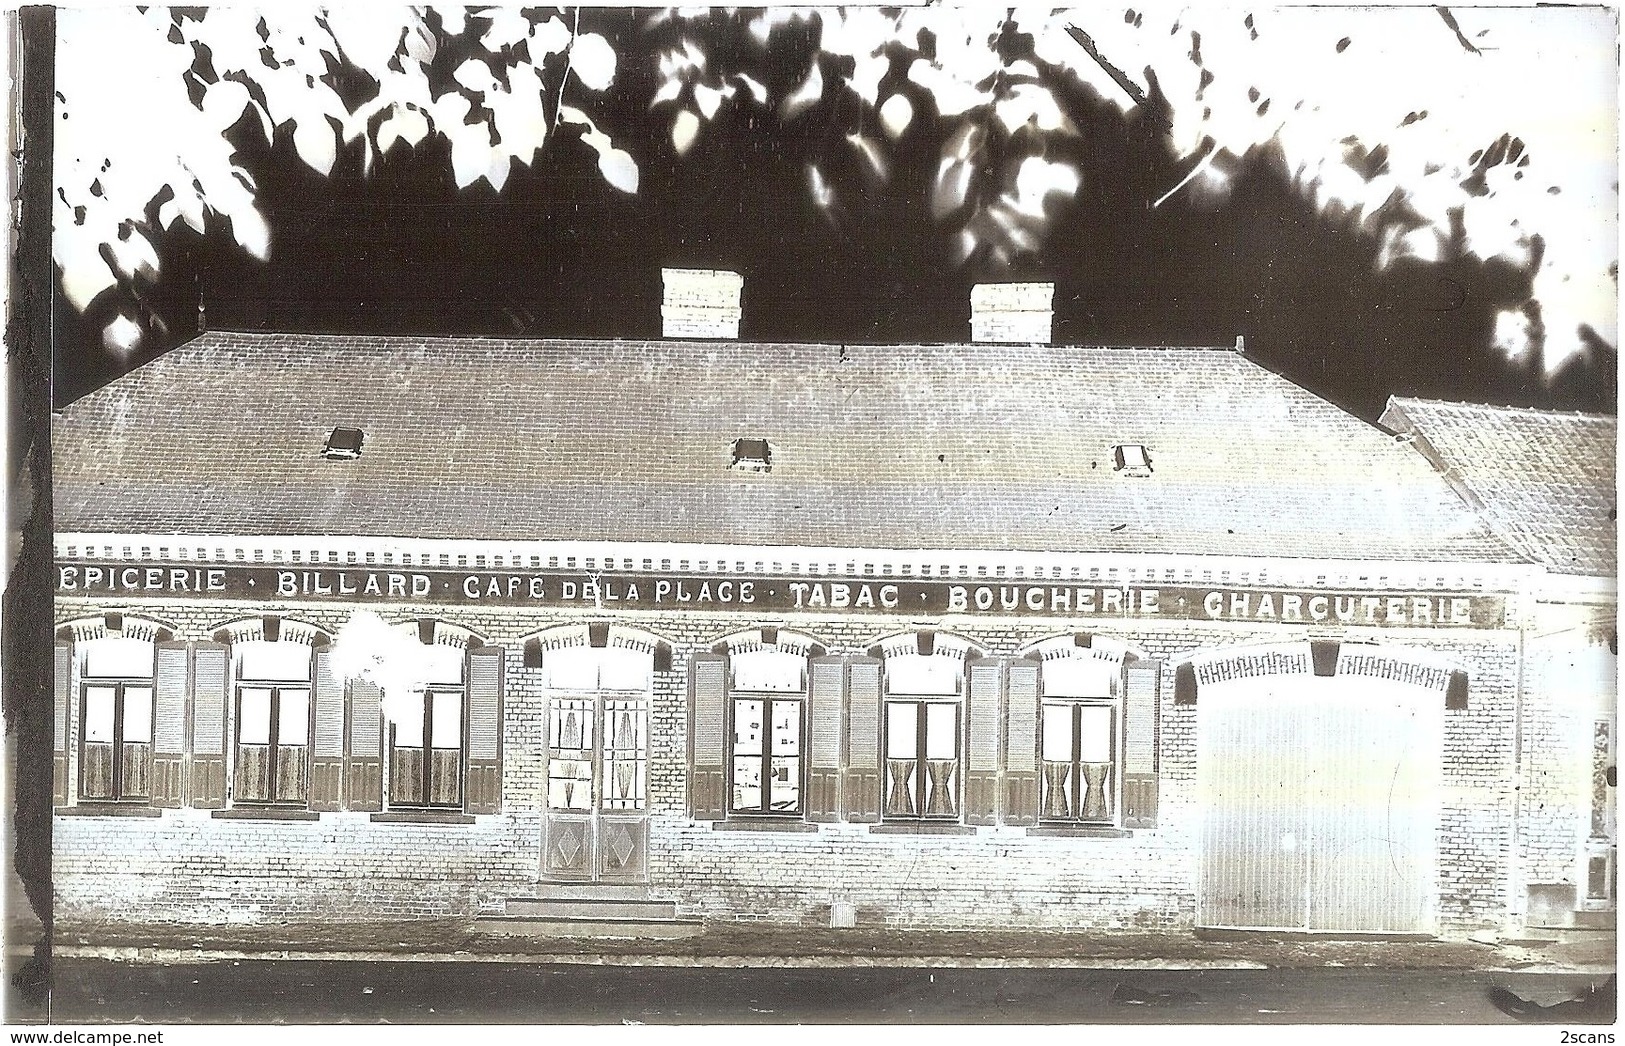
[1113, 444, 1153, 477]
[731, 437, 772, 473]
[323, 427, 365, 460]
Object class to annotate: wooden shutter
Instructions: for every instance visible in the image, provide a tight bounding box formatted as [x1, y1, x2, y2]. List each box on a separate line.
[806, 656, 845, 822]
[309, 647, 345, 811]
[465, 646, 504, 815]
[1003, 658, 1040, 825]
[687, 652, 727, 820]
[843, 656, 882, 822]
[346, 679, 383, 811]
[1123, 658, 1162, 828]
[150, 642, 189, 807]
[189, 641, 229, 808]
[964, 658, 1002, 825]
[53, 640, 70, 805]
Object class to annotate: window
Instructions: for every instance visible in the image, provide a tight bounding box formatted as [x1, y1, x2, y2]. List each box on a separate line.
[389, 644, 466, 809]
[731, 695, 803, 814]
[233, 641, 313, 805]
[885, 699, 959, 818]
[726, 647, 806, 816]
[883, 650, 964, 820]
[1041, 701, 1117, 822]
[1039, 654, 1122, 825]
[79, 636, 155, 803]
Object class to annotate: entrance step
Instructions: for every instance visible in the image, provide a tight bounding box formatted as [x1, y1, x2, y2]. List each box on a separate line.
[474, 887, 703, 940]
[529, 883, 654, 902]
[502, 897, 678, 921]
[474, 915, 705, 940]
[1572, 910, 1616, 931]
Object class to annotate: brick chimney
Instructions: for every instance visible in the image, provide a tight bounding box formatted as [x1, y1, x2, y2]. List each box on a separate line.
[970, 282, 1053, 344]
[662, 268, 743, 340]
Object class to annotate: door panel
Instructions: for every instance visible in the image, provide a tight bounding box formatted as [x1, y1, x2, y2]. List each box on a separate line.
[1307, 682, 1438, 932]
[1199, 686, 1311, 930]
[545, 812, 594, 880]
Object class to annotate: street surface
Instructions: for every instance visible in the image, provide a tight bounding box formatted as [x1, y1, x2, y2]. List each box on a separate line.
[37, 960, 1618, 1025]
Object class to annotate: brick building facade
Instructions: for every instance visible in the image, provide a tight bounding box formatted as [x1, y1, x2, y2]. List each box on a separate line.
[50, 277, 1615, 940]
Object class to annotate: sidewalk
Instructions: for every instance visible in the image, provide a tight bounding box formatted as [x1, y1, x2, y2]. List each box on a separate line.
[49, 919, 1617, 973]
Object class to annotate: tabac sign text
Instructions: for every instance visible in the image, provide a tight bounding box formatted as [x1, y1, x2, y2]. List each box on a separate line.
[56, 563, 1507, 629]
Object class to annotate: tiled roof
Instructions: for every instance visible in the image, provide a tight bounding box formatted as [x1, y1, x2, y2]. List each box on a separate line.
[1380, 397, 1616, 577]
[53, 332, 1521, 565]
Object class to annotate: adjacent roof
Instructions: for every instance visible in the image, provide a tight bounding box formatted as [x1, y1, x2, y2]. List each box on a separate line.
[1380, 397, 1617, 577]
[53, 331, 1522, 565]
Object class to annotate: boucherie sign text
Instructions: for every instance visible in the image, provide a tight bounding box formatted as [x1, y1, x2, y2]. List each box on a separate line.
[56, 563, 1507, 628]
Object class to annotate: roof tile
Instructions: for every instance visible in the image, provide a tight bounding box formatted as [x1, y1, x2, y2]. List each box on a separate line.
[53, 332, 1522, 565]
[1381, 397, 1616, 577]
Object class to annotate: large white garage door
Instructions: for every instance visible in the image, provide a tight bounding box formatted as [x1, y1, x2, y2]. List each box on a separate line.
[1197, 674, 1442, 933]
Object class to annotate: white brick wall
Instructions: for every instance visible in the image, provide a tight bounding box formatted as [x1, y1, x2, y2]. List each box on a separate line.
[53, 594, 1543, 934]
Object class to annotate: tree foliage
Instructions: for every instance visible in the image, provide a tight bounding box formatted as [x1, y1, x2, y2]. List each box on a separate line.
[55, 5, 1615, 375]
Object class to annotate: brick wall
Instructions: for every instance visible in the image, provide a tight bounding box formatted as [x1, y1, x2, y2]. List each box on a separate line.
[54, 594, 1528, 934]
[1513, 602, 1615, 916]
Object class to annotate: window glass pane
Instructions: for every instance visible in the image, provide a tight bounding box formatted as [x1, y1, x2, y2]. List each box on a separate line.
[886, 702, 919, 759]
[548, 759, 592, 810]
[121, 686, 153, 743]
[771, 700, 801, 755]
[732, 757, 762, 811]
[237, 641, 312, 682]
[886, 653, 961, 696]
[393, 692, 426, 748]
[602, 699, 647, 810]
[84, 686, 117, 743]
[732, 649, 805, 692]
[733, 699, 764, 756]
[606, 701, 645, 754]
[431, 690, 462, 749]
[1043, 657, 1118, 698]
[769, 756, 800, 811]
[924, 703, 957, 760]
[599, 648, 652, 692]
[549, 698, 593, 753]
[83, 636, 154, 679]
[1042, 703, 1075, 761]
[239, 688, 273, 745]
[421, 645, 465, 685]
[1079, 705, 1114, 763]
[541, 647, 600, 690]
[277, 689, 309, 745]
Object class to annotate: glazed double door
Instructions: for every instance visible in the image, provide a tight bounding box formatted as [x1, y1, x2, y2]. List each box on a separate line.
[543, 692, 649, 882]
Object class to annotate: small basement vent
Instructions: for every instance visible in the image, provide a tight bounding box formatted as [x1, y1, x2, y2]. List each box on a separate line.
[1113, 443, 1152, 477]
[731, 437, 772, 473]
[323, 427, 365, 460]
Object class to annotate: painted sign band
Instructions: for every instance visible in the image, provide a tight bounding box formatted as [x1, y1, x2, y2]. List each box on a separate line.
[55, 563, 1507, 628]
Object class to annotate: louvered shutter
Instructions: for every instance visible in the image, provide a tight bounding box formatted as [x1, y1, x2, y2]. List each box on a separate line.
[964, 658, 1002, 825]
[1122, 658, 1162, 828]
[843, 656, 882, 822]
[1003, 658, 1040, 825]
[53, 640, 70, 805]
[465, 646, 504, 815]
[806, 656, 845, 821]
[150, 642, 189, 807]
[309, 648, 345, 810]
[189, 641, 229, 808]
[687, 652, 727, 820]
[346, 679, 383, 811]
